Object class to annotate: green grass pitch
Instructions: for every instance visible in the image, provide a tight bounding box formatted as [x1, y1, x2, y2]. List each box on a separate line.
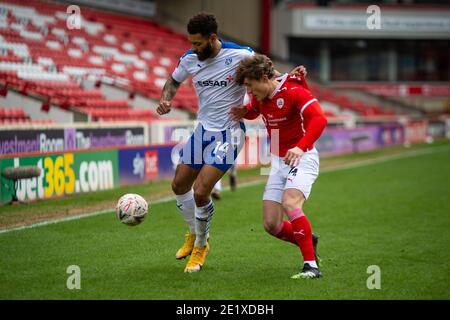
[1, 142, 449, 299]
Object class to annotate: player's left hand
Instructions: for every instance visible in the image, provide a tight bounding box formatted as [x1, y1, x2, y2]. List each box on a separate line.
[229, 105, 248, 121]
[284, 146, 304, 167]
[289, 65, 307, 77]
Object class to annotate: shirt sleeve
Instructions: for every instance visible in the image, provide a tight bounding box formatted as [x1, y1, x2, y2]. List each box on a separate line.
[291, 86, 317, 114]
[171, 58, 190, 83]
[245, 48, 255, 58]
[296, 101, 328, 151]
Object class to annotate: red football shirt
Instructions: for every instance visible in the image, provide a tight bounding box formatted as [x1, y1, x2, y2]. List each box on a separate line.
[244, 74, 327, 157]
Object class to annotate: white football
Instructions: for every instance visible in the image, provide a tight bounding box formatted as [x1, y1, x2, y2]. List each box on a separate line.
[116, 193, 148, 226]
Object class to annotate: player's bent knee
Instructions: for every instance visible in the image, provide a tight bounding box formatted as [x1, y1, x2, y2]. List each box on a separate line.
[263, 220, 279, 235]
[193, 184, 211, 205]
[262, 213, 281, 235]
[171, 180, 190, 195]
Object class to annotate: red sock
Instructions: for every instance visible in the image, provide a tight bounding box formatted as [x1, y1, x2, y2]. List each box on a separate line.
[289, 209, 315, 262]
[274, 220, 297, 246]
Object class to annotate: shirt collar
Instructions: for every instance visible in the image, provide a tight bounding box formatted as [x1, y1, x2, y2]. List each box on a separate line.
[269, 73, 288, 99]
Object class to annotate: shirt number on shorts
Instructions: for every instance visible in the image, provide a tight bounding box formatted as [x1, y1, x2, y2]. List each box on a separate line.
[213, 141, 230, 159]
[288, 167, 298, 176]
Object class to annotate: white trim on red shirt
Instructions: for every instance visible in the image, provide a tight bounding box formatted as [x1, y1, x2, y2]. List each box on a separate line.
[300, 98, 317, 114]
[269, 73, 289, 99]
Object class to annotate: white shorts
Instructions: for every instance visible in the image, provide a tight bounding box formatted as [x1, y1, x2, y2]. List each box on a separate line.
[263, 148, 319, 203]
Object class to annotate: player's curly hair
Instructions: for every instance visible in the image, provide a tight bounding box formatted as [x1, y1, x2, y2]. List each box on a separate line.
[235, 54, 275, 85]
[187, 12, 218, 36]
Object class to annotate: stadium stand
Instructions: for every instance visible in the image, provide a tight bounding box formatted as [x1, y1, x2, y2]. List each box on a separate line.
[0, 105, 53, 124]
[0, 0, 197, 122]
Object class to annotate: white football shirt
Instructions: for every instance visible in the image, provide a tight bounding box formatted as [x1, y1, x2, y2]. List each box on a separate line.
[172, 41, 254, 131]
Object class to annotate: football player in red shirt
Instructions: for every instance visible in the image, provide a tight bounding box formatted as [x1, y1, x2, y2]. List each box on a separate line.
[231, 54, 327, 279]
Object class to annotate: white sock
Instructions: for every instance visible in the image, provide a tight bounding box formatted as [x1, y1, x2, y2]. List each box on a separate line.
[195, 201, 214, 247]
[213, 179, 222, 192]
[175, 190, 196, 234]
[304, 260, 318, 268]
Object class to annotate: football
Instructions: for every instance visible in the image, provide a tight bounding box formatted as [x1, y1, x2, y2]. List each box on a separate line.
[116, 193, 148, 226]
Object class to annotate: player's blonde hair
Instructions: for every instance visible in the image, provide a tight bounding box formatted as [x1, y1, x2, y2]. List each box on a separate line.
[236, 54, 275, 85]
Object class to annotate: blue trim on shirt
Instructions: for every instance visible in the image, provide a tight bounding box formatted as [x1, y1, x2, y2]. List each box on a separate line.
[181, 49, 194, 59]
[221, 41, 253, 53]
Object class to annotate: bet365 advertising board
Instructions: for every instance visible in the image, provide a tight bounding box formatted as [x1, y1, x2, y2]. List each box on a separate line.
[0, 145, 176, 205]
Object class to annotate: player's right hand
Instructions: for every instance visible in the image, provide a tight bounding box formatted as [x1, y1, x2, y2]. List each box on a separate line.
[157, 100, 171, 115]
[229, 105, 248, 121]
[284, 146, 304, 167]
[289, 65, 307, 77]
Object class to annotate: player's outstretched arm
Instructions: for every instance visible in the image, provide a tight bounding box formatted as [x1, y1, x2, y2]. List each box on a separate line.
[157, 77, 181, 115]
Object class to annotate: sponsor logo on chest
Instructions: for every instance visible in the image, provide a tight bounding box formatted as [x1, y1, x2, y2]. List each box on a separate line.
[197, 80, 228, 87]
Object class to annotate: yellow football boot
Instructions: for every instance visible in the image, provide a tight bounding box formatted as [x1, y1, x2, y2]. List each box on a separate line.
[175, 232, 196, 260]
[184, 243, 210, 273]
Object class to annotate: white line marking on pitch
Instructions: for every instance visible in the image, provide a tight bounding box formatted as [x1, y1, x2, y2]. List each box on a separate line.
[1, 144, 448, 235]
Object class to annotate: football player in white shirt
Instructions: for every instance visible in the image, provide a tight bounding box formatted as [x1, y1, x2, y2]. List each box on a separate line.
[157, 12, 305, 273]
